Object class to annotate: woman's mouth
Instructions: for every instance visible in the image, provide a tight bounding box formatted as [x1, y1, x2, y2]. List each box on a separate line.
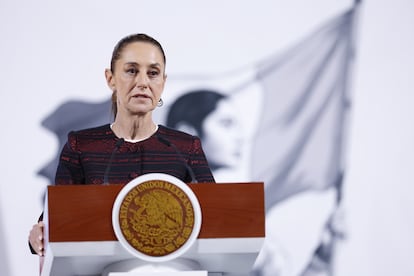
[131, 94, 152, 102]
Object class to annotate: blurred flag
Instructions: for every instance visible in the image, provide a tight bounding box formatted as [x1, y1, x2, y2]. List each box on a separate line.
[0, 211, 10, 276]
[251, 5, 358, 210]
[250, 3, 360, 276]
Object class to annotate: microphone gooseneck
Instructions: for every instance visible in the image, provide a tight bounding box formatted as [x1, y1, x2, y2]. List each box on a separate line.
[103, 138, 125, 185]
[157, 135, 198, 183]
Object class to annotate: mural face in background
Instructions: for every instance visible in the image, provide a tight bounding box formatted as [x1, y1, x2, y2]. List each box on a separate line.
[165, 89, 245, 181]
[201, 99, 243, 169]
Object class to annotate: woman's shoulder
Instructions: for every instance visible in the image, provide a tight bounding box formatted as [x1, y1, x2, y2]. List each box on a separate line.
[67, 124, 115, 150]
[156, 125, 205, 154]
[64, 124, 116, 152]
[69, 124, 112, 137]
[157, 125, 198, 141]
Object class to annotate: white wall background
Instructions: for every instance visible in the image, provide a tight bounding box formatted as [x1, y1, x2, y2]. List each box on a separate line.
[0, 0, 413, 275]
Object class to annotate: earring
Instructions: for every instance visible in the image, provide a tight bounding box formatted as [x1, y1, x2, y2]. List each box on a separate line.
[157, 98, 163, 107]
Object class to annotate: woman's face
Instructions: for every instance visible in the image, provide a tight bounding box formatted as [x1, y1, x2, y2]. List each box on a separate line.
[106, 42, 166, 117]
[201, 100, 243, 168]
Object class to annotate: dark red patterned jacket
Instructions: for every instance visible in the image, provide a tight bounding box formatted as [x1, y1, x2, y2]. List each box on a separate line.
[55, 124, 215, 185]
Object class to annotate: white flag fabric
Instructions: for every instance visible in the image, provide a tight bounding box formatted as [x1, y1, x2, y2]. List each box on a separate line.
[251, 5, 359, 276]
[0, 211, 11, 276]
[251, 6, 357, 210]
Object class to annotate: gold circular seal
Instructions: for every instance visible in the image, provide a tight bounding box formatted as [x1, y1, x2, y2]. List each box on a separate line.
[118, 179, 195, 257]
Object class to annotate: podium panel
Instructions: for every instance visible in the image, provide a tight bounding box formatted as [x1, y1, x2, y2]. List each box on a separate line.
[41, 182, 265, 276]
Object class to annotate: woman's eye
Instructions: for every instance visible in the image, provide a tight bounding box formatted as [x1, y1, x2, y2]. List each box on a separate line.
[126, 68, 137, 75]
[148, 70, 159, 77]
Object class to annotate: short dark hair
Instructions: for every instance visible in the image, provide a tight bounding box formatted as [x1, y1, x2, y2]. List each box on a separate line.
[166, 90, 226, 138]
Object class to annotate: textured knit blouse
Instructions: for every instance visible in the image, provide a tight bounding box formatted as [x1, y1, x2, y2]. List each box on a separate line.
[55, 124, 215, 185]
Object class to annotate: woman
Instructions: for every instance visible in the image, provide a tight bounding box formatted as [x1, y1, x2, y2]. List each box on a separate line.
[166, 90, 244, 181]
[29, 33, 215, 256]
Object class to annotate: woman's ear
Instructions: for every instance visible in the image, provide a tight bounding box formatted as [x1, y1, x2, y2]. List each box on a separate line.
[175, 122, 199, 137]
[159, 73, 167, 97]
[105, 69, 115, 90]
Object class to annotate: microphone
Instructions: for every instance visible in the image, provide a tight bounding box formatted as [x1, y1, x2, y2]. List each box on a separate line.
[103, 138, 125, 185]
[157, 135, 198, 183]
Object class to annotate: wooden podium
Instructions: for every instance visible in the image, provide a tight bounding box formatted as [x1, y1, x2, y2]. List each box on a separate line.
[41, 182, 265, 276]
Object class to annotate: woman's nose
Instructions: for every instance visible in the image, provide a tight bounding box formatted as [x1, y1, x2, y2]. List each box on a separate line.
[135, 73, 149, 89]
